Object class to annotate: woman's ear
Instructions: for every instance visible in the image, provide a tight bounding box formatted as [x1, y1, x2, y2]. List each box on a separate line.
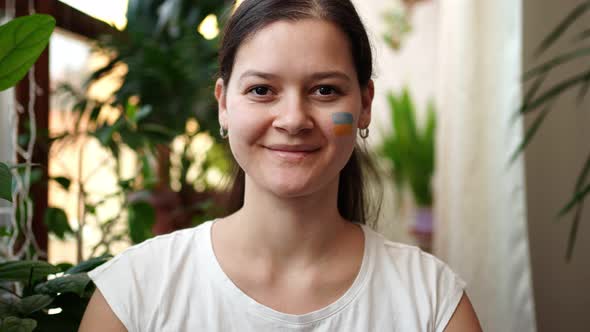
[215, 78, 228, 129]
[359, 79, 374, 129]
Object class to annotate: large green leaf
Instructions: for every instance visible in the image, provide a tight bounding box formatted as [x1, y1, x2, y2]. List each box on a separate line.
[65, 254, 111, 274]
[0, 162, 12, 202]
[0, 295, 19, 317]
[127, 201, 155, 244]
[34, 273, 91, 297]
[0, 316, 37, 332]
[16, 295, 53, 316]
[50, 176, 71, 191]
[0, 261, 59, 283]
[43, 207, 74, 240]
[0, 14, 56, 92]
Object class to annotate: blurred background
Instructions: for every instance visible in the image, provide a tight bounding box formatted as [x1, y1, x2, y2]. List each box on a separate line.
[0, 0, 588, 331]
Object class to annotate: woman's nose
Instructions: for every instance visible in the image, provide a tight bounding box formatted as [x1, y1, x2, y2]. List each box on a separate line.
[272, 94, 314, 135]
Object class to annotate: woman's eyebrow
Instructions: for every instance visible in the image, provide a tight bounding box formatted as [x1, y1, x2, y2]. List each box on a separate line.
[238, 70, 351, 82]
[239, 70, 278, 81]
[309, 71, 351, 82]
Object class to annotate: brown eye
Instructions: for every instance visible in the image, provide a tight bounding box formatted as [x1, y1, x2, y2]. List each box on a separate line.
[318, 86, 334, 95]
[250, 86, 270, 96]
[315, 86, 339, 96]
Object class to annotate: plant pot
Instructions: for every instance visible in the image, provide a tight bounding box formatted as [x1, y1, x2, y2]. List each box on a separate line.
[410, 206, 433, 252]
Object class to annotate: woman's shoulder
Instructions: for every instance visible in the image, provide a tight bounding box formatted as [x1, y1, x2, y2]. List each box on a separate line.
[365, 227, 467, 331]
[85, 220, 216, 330]
[366, 226, 459, 276]
[88, 220, 213, 279]
[365, 226, 466, 299]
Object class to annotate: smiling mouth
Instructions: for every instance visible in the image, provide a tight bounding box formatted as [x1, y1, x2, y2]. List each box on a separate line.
[264, 146, 320, 162]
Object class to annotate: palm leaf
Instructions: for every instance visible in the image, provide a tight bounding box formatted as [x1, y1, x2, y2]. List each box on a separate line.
[566, 193, 585, 261]
[562, 152, 590, 261]
[510, 104, 552, 164]
[574, 152, 590, 195]
[556, 183, 590, 218]
[514, 72, 547, 121]
[523, 47, 590, 81]
[576, 75, 590, 105]
[576, 28, 590, 41]
[535, 0, 590, 56]
[521, 69, 590, 114]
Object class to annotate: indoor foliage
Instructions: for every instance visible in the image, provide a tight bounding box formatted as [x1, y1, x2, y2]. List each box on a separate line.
[516, 0, 590, 260]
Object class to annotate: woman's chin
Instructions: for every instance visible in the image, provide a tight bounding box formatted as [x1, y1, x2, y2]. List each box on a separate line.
[267, 183, 314, 198]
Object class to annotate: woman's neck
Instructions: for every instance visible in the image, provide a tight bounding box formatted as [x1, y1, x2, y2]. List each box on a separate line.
[222, 175, 351, 268]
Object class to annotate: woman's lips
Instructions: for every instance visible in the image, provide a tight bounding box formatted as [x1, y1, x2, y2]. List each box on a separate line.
[265, 147, 319, 162]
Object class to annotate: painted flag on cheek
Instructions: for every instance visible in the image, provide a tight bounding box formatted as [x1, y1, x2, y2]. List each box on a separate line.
[332, 112, 354, 136]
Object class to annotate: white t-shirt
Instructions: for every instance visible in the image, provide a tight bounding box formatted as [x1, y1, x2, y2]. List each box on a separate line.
[88, 219, 466, 331]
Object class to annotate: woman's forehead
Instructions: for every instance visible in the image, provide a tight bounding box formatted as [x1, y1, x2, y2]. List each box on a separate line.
[231, 19, 356, 81]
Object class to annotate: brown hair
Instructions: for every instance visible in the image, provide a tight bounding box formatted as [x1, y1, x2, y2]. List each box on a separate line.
[218, 0, 382, 225]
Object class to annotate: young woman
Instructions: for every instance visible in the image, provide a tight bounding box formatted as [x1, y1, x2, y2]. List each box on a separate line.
[80, 0, 482, 331]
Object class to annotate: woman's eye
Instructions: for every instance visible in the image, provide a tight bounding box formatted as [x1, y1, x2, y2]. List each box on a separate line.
[249, 86, 271, 96]
[315, 86, 337, 96]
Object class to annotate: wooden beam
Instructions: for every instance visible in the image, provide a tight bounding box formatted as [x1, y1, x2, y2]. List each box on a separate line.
[1, 0, 118, 39]
[13, 0, 52, 258]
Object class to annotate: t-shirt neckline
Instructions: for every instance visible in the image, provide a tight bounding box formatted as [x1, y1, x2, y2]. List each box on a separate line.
[203, 219, 375, 326]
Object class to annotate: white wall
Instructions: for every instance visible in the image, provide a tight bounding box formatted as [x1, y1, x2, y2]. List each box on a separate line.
[352, 0, 440, 244]
[523, 0, 590, 331]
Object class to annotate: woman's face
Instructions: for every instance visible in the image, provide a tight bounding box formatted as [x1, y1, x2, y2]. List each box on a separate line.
[216, 19, 373, 198]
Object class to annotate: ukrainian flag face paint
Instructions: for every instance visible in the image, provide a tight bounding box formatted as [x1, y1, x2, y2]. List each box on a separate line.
[332, 112, 354, 136]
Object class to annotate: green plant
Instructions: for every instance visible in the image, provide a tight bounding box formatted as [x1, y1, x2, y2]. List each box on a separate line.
[378, 87, 436, 208]
[515, 0, 590, 260]
[38, 0, 233, 258]
[75, 0, 231, 234]
[0, 13, 57, 261]
[87, 0, 226, 150]
[0, 15, 54, 92]
[0, 13, 110, 332]
[0, 255, 110, 332]
[0, 14, 55, 202]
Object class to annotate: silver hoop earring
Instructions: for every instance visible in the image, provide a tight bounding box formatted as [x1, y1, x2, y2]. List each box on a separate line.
[219, 126, 228, 139]
[359, 127, 369, 139]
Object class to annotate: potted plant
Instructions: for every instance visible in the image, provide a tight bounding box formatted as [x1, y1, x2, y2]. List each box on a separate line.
[378, 87, 436, 251]
[515, 0, 590, 260]
[60, 0, 231, 241]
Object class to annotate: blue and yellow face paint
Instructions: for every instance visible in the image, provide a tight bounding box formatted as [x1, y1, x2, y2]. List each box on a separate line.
[332, 112, 354, 136]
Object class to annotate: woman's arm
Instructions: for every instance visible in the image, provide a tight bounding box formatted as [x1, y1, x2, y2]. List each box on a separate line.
[443, 293, 483, 332]
[78, 289, 128, 332]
